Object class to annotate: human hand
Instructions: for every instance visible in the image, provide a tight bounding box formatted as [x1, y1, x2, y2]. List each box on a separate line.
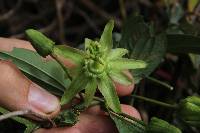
[0, 37, 141, 133]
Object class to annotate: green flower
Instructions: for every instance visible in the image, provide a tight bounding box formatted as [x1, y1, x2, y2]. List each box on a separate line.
[25, 20, 147, 113]
[178, 96, 200, 127]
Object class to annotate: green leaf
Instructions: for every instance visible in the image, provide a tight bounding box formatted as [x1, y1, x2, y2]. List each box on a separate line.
[109, 70, 132, 85]
[167, 34, 200, 54]
[100, 20, 114, 53]
[107, 48, 128, 60]
[119, 15, 149, 50]
[53, 45, 85, 67]
[25, 29, 55, 57]
[109, 58, 147, 70]
[0, 107, 38, 133]
[146, 117, 182, 133]
[97, 73, 121, 113]
[119, 15, 166, 83]
[108, 109, 146, 133]
[61, 72, 89, 105]
[0, 48, 70, 96]
[84, 78, 97, 107]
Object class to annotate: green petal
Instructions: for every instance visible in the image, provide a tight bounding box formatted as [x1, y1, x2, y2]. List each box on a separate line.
[100, 20, 114, 53]
[84, 78, 97, 107]
[98, 73, 121, 113]
[110, 58, 147, 70]
[61, 73, 89, 105]
[25, 29, 55, 57]
[53, 45, 85, 67]
[107, 48, 128, 60]
[109, 70, 133, 85]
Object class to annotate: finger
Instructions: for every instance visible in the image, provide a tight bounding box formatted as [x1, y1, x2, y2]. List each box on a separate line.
[36, 113, 117, 133]
[0, 37, 34, 51]
[121, 104, 141, 120]
[114, 71, 134, 96]
[36, 104, 141, 133]
[86, 104, 141, 120]
[0, 60, 60, 118]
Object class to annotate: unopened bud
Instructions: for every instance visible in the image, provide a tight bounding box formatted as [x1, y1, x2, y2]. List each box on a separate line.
[25, 29, 55, 57]
[178, 96, 200, 127]
[146, 117, 181, 133]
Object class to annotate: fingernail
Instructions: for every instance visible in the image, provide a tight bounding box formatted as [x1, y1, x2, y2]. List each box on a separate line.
[28, 83, 59, 114]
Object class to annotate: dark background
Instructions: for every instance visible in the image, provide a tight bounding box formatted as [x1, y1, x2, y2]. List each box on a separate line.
[0, 0, 199, 132]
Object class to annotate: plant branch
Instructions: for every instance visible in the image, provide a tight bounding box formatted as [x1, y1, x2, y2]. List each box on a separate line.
[119, 0, 126, 20]
[0, 110, 30, 121]
[80, 0, 121, 27]
[0, 108, 56, 128]
[0, 0, 22, 21]
[11, 19, 57, 39]
[75, 7, 100, 34]
[55, 0, 66, 43]
[131, 94, 178, 109]
[51, 54, 72, 81]
[147, 76, 174, 90]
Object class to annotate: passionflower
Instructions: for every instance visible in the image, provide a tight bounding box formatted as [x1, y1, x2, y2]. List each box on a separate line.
[25, 20, 147, 113]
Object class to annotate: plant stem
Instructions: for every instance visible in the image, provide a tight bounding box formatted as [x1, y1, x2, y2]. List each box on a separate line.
[147, 76, 174, 91]
[131, 94, 178, 109]
[0, 110, 30, 121]
[93, 95, 105, 103]
[89, 100, 101, 107]
[51, 54, 72, 80]
[78, 92, 104, 103]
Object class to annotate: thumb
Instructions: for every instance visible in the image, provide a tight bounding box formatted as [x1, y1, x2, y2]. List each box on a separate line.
[0, 60, 60, 118]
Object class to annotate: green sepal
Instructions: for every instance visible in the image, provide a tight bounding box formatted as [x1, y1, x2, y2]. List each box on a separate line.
[146, 117, 182, 133]
[84, 78, 97, 107]
[109, 70, 132, 85]
[109, 58, 147, 70]
[183, 96, 200, 106]
[85, 38, 93, 51]
[97, 73, 121, 113]
[100, 20, 114, 53]
[178, 96, 200, 127]
[107, 48, 128, 60]
[61, 73, 89, 105]
[53, 45, 85, 68]
[25, 29, 55, 57]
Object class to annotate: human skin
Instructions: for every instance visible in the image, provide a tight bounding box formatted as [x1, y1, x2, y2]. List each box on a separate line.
[0, 37, 141, 133]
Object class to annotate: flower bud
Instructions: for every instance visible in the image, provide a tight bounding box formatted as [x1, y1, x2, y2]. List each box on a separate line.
[178, 96, 200, 127]
[25, 29, 55, 57]
[146, 117, 181, 133]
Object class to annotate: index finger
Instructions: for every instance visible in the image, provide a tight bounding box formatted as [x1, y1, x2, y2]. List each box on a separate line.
[0, 37, 34, 51]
